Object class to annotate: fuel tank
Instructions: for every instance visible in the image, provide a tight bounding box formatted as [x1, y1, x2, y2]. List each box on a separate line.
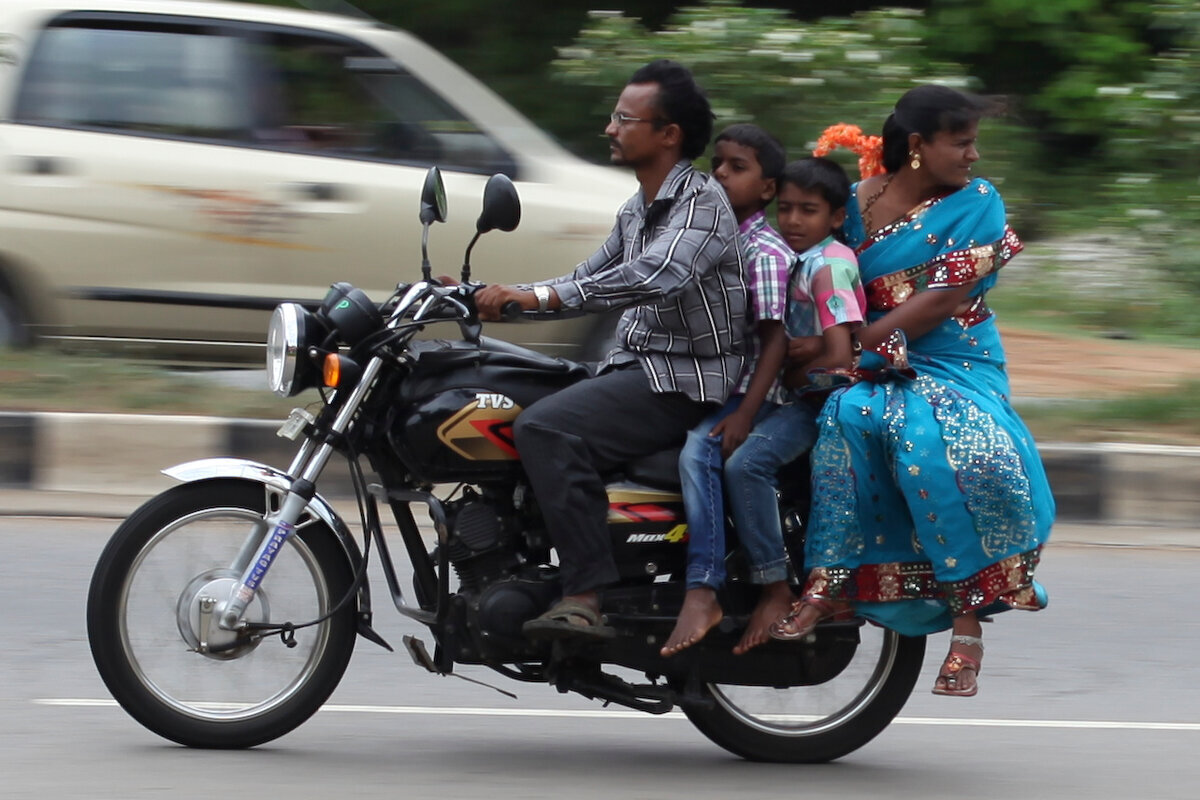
[387, 337, 590, 482]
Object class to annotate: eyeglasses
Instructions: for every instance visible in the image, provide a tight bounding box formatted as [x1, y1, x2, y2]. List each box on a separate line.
[609, 111, 660, 127]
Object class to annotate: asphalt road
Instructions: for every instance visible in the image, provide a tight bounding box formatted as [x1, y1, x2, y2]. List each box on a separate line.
[2, 514, 1198, 799]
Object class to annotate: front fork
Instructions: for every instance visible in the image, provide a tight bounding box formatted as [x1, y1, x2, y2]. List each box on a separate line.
[216, 355, 385, 633]
[219, 481, 316, 630]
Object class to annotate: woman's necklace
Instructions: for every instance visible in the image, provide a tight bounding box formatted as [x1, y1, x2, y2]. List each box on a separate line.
[860, 172, 895, 235]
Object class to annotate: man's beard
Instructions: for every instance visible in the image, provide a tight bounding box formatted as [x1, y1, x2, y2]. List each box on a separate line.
[608, 139, 628, 166]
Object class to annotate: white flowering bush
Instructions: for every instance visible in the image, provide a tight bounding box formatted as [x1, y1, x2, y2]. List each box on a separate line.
[552, 2, 971, 173]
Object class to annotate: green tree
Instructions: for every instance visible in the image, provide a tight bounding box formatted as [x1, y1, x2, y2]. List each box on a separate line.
[1105, 0, 1200, 170]
[553, 2, 971, 172]
[924, 0, 1154, 158]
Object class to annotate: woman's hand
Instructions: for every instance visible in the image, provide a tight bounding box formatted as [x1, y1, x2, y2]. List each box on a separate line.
[859, 283, 975, 350]
[710, 410, 754, 460]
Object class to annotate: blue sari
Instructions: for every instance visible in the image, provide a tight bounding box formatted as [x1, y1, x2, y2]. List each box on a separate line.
[804, 178, 1054, 637]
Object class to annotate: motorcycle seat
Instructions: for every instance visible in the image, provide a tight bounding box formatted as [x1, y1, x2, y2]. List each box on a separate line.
[617, 446, 683, 492]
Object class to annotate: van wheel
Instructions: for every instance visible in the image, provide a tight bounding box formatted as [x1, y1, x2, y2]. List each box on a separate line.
[0, 291, 30, 347]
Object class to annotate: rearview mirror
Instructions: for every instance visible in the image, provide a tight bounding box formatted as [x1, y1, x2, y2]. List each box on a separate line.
[475, 174, 520, 234]
[459, 174, 521, 283]
[419, 167, 447, 281]
[419, 167, 447, 225]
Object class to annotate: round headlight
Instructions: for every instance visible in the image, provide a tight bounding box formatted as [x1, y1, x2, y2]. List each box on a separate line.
[266, 303, 317, 397]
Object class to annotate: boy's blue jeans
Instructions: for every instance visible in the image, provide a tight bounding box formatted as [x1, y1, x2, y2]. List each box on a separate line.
[679, 396, 819, 591]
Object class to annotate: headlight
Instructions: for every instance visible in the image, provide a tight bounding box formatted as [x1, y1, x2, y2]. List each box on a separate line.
[266, 303, 319, 397]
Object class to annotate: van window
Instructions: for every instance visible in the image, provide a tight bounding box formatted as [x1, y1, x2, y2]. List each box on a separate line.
[14, 24, 249, 139]
[251, 32, 517, 176]
[12, 16, 517, 176]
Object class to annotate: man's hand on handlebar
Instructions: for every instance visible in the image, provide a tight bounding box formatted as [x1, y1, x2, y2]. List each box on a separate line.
[475, 284, 532, 320]
[475, 283, 559, 321]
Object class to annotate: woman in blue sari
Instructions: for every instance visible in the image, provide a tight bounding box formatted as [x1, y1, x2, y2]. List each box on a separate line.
[770, 85, 1054, 697]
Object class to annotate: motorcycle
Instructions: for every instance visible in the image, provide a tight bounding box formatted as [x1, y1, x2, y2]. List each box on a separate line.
[86, 168, 926, 762]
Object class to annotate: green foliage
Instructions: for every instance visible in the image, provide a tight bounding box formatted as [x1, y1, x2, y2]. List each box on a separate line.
[1104, 1, 1200, 169]
[925, 0, 1155, 158]
[552, 2, 972, 173]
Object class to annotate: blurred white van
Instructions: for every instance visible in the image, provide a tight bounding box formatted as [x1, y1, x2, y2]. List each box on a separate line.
[0, 0, 633, 360]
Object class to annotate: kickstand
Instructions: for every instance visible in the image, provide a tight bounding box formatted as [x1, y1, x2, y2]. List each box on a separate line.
[402, 635, 518, 700]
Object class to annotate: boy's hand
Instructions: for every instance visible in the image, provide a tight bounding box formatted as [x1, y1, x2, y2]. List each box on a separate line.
[787, 335, 823, 365]
[710, 410, 754, 459]
[782, 364, 808, 389]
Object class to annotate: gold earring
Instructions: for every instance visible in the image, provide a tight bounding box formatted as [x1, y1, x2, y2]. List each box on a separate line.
[909, 150, 921, 170]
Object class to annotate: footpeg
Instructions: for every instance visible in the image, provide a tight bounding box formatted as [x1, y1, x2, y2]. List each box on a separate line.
[567, 669, 676, 715]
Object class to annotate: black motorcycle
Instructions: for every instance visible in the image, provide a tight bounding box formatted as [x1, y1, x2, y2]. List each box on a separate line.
[86, 168, 925, 762]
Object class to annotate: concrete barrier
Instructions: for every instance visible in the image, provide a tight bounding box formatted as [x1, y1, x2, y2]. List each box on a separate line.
[2, 411, 1198, 527]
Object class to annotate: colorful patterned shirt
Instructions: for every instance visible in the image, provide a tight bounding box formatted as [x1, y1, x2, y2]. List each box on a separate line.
[733, 210, 792, 405]
[786, 235, 867, 340]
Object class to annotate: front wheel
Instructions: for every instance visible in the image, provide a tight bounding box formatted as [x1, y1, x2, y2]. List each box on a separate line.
[87, 480, 358, 748]
[683, 625, 925, 762]
[0, 289, 30, 347]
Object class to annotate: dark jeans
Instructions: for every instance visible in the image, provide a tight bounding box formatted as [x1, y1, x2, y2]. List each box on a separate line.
[513, 364, 710, 596]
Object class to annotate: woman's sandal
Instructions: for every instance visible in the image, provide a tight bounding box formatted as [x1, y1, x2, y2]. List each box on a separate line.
[931, 634, 984, 697]
[768, 595, 853, 641]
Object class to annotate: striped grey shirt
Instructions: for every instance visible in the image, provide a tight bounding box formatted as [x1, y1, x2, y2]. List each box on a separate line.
[547, 161, 748, 404]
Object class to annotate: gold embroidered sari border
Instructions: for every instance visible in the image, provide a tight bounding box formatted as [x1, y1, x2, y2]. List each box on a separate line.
[804, 546, 1044, 615]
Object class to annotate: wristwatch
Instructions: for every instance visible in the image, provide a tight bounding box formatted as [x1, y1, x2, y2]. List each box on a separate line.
[532, 285, 551, 313]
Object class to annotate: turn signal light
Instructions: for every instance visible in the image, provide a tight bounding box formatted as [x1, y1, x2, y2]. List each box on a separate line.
[323, 354, 361, 389]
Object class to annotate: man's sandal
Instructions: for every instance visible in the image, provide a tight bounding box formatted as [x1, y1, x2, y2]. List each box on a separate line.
[932, 634, 984, 697]
[768, 595, 853, 641]
[522, 598, 616, 641]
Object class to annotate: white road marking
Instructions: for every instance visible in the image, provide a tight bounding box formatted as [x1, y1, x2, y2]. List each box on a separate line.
[32, 698, 1200, 731]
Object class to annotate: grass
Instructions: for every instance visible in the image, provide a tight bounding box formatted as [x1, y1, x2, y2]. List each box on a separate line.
[0, 349, 299, 419]
[4, 341, 1200, 445]
[1017, 387, 1200, 446]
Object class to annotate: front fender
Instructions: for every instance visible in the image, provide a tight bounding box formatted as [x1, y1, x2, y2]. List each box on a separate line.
[163, 458, 350, 536]
[162, 457, 371, 618]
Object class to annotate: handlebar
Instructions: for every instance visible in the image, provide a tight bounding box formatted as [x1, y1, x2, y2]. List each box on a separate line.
[391, 280, 573, 327]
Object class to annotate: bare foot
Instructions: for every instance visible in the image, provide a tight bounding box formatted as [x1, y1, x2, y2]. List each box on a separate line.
[733, 582, 794, 655]
[660, 588, 723, 657]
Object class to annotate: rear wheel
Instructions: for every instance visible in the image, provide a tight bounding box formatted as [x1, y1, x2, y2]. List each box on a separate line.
[87, 480, 358, 748]
[683, 625, 925, 762]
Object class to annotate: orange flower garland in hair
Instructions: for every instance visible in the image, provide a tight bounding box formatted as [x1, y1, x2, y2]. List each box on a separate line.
[813, 123, 885, 179]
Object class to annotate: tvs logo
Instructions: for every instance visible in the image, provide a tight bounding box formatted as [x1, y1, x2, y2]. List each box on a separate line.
[475, 392, 515, 410]
[437, 396, 522, 460]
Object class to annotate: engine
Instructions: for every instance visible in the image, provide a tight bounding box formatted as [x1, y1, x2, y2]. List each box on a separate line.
[442, 494, 521, 593]
[439, 490, 560, 650]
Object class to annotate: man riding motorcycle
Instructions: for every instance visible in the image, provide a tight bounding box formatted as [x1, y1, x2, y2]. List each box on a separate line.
[475, 59, 748, 639]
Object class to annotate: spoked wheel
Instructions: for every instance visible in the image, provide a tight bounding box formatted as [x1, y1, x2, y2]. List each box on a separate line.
[683, 625, 925, 762]
[87, 480, 357, 748]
